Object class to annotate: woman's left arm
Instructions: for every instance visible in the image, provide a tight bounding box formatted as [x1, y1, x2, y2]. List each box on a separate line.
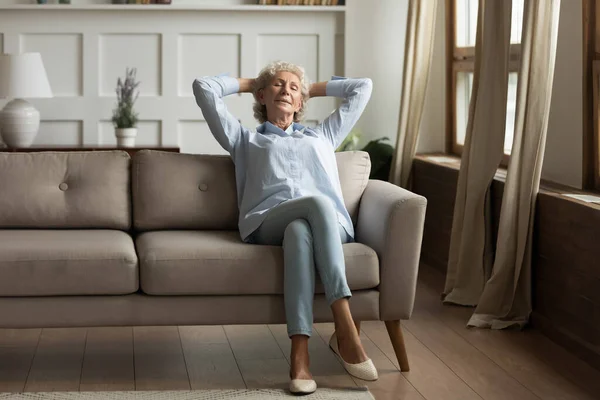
[309, 77, 373, 149]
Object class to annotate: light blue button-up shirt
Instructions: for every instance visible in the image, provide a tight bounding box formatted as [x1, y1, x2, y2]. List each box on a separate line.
[192, 74, 372, 242]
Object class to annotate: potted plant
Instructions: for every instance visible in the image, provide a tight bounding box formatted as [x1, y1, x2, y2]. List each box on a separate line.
[336, 129, 362, 152]
[335, 130, 395, 181]
[112, 67, 140, 147]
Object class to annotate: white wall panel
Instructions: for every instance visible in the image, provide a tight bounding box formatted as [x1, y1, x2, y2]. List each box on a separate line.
[178, 34, 240, 97]
[257, 34, 319, 81]
[304, 120, 319, 128]
[99, 34, 162, 97]
[20, 34, 83, 97]
[334, 33, 344, 77]
[0, 7, 343, 152]
[345, 0, 408, 148]
[36, 121, 83, 146]
[178, 120, 228, 155]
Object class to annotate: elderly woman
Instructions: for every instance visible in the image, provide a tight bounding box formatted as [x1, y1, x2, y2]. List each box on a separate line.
[192, 61, 376, 395]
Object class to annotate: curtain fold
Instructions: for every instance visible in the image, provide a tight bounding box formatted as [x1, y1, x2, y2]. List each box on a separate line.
[389, 0, 438, 188]
[468, 0, 561, 329]
[443, 0, 512, 306]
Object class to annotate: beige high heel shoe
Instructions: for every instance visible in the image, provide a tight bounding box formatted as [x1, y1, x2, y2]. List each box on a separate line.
[329, 331, 378, 381]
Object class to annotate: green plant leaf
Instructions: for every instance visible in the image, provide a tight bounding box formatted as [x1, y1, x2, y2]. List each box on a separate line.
[112, 67, 140, 129]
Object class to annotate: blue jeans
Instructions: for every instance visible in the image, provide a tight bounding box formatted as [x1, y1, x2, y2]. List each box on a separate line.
[249, 196, 352, 338]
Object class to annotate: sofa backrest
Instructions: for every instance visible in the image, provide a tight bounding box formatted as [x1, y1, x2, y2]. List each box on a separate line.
[132, 150, 371, 231]
[133, 151, 238, 231]
[0, 151, 131, 230]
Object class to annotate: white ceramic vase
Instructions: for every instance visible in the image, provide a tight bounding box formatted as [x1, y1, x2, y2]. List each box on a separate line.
[0, 99, 41, 148]
[115, 127, 137, 147]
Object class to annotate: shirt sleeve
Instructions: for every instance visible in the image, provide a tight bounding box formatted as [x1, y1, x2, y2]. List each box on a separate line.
[313, 76, 373, 149]
[192, 74, 242, 155]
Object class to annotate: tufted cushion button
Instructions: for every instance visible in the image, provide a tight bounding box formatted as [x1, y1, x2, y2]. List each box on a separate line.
[198, 183, 208, 192]
[59, 182, 68, 191]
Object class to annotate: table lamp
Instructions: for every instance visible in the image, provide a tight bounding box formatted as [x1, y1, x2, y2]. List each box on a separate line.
[0, 53, 53, 148]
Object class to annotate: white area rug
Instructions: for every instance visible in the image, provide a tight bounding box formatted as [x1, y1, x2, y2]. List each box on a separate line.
[0, 389, 375, 400]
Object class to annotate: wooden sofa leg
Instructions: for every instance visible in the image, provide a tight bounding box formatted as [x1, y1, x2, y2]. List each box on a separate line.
[385, 320, 410, 372]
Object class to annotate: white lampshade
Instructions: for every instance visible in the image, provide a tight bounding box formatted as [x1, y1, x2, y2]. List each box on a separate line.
[0, 52, 53, 99]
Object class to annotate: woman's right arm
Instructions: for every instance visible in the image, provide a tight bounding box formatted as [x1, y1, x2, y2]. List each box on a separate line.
[192, 75, 254, 154]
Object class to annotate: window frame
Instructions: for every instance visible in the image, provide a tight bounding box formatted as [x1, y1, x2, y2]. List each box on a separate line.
[446, 0, 522, 167]
[584, 0, 600, 190]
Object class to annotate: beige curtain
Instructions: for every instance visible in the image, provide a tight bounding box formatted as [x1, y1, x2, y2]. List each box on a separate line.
[443, 0, 512, 306]
[389, 0, 438, 188]
[468, 0, 561, 329]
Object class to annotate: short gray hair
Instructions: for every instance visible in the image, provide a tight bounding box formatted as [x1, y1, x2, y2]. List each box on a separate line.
[252, 61, 310, 124]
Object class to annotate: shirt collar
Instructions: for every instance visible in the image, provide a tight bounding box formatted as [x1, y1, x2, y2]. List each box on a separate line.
[257, 121, 306, 136]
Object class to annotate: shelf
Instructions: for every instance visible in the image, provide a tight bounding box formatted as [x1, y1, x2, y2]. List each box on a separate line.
[0, 4, 346, 11]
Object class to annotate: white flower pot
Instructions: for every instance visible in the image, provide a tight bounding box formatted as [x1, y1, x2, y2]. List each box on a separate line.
[115, 127, 137, 147]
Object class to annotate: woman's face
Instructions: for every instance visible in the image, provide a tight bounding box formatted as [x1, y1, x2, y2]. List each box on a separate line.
[259, 71, 302, 120]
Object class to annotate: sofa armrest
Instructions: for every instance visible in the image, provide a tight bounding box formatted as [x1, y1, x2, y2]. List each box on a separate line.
[356, 179, 427, 320]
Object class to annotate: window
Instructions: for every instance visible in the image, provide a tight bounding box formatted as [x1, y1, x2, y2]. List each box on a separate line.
[448, 0, 524, 160]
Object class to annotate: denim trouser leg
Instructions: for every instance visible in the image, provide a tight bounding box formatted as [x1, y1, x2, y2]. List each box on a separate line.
[250, 196, 351, 338]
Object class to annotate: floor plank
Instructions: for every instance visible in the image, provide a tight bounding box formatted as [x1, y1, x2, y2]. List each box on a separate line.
[79, 327, 135, 391]
[512, 331, 600, 399]
[224, 324, 288, 389]
[24, 328, 87, 392]
[402, 310, 539, 400]
[235, 358, 290, 390]
[0, 329, 41, 393]
[179, 326, 246, 390]
[133, 326, 190, 391]
[417, 263, 600, 400]
[268, 324, 357, 390]
[313, 323, 426, 400]
[361, 321, 481, 400]
[223, 325, 285, 361]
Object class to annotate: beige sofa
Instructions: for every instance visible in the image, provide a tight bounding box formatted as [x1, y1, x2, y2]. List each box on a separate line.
[0, 149, 426, 371]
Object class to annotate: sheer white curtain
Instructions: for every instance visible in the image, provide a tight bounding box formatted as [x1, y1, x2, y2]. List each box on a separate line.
[444, 0, 561, 329]
[443, 0, 512, 306]
[468, 0, 561, 328]
[389, 0, 438, 188]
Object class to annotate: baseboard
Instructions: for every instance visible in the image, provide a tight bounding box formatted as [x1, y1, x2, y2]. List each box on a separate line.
[531, 311, 600, 371]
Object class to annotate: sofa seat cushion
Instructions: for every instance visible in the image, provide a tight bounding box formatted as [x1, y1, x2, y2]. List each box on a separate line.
[136, 230, 379, 296]
[0, 230, 138, 296]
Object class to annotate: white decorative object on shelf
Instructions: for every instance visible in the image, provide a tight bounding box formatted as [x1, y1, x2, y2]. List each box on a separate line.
[0, 53, 53, 148]
[115, 127, 138, 147]
[112, 67, 140, 147]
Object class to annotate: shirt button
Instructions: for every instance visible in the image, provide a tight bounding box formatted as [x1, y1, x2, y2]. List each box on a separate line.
[198, 183, 208, 191]
[59, 182, 68, 191]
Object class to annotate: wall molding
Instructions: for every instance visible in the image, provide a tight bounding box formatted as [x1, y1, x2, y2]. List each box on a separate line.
[0, 7, 344, 153]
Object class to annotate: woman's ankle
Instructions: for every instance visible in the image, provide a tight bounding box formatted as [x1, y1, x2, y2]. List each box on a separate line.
[336, 333, 368, 364]
[290, 336, 311, 378]
[290, 358, 312, 380]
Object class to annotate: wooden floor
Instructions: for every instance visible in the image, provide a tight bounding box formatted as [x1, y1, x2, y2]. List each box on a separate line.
[1, 264, 600, 400]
